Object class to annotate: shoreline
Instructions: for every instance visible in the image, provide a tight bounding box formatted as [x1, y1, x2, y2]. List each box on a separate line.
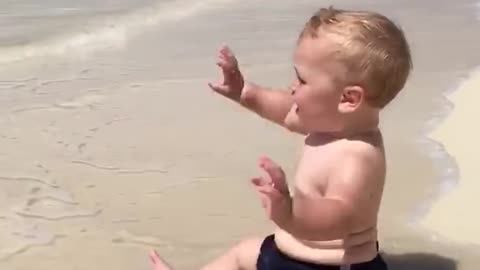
[407, 72, 462, 225]
[419, 67, 480, 245]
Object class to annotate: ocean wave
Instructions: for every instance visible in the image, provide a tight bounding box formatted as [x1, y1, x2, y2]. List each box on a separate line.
[409, 64, 480, 226]
[0, 0, 235, 63]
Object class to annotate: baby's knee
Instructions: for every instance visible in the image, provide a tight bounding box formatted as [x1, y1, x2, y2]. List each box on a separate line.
[236, 237, 263, 251]
[234, 237, 264, 270]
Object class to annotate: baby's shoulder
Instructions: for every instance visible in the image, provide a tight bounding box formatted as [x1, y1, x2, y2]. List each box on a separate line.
[299, 136, 384, 188]
[332, 138, 385, 173]
[342, 136, 383, 157]
[302, 135, 384, 169]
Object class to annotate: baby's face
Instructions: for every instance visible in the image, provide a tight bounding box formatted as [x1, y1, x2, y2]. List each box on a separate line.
[285, 36, 350, 133]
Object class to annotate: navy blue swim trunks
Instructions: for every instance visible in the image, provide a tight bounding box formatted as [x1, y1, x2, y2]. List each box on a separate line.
[256, 235, 388, 270]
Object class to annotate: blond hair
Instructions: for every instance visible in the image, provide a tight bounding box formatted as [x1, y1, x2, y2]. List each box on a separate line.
[300, 7, 412, 108]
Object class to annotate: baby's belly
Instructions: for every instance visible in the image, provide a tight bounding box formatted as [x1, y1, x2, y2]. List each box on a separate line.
[273, 227, 378, 265]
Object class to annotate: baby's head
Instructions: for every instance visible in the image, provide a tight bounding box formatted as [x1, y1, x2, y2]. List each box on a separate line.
[285, 7, 412, 135]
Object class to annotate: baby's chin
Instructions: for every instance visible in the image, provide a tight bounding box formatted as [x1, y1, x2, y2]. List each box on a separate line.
[284, 104, 340, 134]
[284, 104, 306, 132]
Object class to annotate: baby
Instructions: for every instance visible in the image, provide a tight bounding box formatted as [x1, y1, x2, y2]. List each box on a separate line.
[151, 6, 412, 270]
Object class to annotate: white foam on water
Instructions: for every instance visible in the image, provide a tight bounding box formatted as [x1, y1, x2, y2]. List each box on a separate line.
[406, 0, 480, 226]
[0, 0, 237, 63]
[408, 68, 480, 227]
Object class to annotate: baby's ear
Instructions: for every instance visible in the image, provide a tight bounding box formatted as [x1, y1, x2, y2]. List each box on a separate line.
[338, 85, 364, 113]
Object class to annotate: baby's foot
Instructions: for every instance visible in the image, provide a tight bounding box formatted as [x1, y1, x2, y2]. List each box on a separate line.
[149, 250, 172, 270]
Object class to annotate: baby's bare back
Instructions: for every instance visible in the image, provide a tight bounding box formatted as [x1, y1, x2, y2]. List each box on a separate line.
[275, 131, 386, 265]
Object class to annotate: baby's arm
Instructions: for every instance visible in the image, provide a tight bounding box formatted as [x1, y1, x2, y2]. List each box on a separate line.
[209, 46, 306, 134]
[268, 150, 381, 241]
[241, 83, 305, 134]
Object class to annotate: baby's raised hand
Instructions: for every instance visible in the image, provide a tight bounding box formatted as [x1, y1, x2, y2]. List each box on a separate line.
[208, 45, 245, 102]
[251, 156, 291, 222]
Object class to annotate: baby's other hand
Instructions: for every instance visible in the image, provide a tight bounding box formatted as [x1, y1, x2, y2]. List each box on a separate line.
[251, 156, 291, 221]
[257, 156, 289, 195]
[208, 45, 245, 102]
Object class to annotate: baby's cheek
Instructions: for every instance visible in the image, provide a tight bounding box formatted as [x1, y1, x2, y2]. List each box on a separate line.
[293, 94, 310, 112]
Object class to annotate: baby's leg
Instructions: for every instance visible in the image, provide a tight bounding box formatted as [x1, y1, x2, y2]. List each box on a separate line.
[150, 237, 263, 270]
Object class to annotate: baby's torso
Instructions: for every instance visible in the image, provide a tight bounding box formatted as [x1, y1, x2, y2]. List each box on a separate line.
[274, 133, 385, 265]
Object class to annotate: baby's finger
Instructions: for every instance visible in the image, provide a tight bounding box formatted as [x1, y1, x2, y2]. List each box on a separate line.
[219, 44, 228, 53]
[251, 176, 270, 187]
[216, 57, 229, 68]
[256, 185, 274, 195]
[220, 45, 233, 56]
[208, 82, 229, 94]
[253, 181, 277, 194]
[259, 158, 286, 188]
[219, 47, 238, 66]
[217, 59, 236, 73]
[251, 179, 277, 198]
[217, 51, 229, 63]
[224, 46, 237, 60]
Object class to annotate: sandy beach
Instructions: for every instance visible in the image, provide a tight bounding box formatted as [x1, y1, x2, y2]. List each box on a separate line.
[0, 0, 480, 269]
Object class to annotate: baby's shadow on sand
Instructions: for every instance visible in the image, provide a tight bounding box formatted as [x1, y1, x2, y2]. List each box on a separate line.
[382, 252, 457, 270]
